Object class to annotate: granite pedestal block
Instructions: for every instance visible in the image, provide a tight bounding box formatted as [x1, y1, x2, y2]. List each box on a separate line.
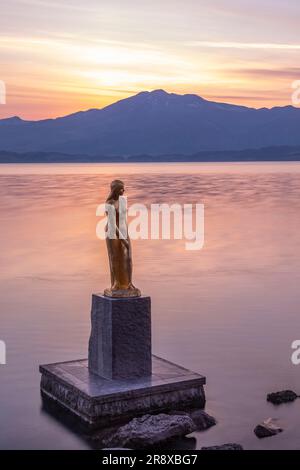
[88, 294, 151, 380]
[39, 293, 207, 429]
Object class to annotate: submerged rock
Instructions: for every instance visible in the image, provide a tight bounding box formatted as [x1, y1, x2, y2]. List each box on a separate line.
[267, 390, 298, 405]
[103, 413, 196, 449]
[201, 443, 243, 450]
[254, 418, 283, 438]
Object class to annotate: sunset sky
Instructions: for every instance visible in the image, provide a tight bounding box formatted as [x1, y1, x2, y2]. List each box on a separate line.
[1, 0, 300, 119]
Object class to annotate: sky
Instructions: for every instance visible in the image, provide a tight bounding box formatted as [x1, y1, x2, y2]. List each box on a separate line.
[1, 0, 300, 119]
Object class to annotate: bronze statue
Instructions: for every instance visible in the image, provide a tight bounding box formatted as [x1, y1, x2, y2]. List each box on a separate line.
[104, 180, 141, 298]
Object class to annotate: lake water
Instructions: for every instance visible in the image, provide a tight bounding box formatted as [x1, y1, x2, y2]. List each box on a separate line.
[1, 162, 300, 450]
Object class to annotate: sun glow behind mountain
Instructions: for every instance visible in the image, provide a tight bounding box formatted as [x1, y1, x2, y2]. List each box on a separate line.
[1, 0, 300, 119]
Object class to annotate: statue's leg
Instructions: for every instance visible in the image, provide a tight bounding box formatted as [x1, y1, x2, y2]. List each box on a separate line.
[106, 238, 116, 288]
[128, 240, 133, 285]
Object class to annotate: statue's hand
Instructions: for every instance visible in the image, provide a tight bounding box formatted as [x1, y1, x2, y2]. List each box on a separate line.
[121, 239, 129, 250]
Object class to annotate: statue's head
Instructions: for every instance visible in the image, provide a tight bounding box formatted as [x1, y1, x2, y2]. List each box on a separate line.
[107, 179, 125, 200]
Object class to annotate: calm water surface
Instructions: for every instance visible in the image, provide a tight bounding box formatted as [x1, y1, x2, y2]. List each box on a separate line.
[1, 162, 300, 450]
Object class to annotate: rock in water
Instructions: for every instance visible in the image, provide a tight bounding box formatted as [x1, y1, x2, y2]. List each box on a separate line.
[169, 409, 216, 430]
[103, 414, 196, 449]
[267, 390, 298, 405]
[189, 410, 217, 430]
[254, 418, 283, 438]
[201, 443, 243, 450]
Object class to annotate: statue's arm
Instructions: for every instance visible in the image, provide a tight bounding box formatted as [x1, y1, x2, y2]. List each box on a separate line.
[116, 226, 129, 249]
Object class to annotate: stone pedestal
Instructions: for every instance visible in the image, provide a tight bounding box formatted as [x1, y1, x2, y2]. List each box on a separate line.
[40, 356, 206, 429]
[39, 293, 207, 429]
[88, 295, 151, 380]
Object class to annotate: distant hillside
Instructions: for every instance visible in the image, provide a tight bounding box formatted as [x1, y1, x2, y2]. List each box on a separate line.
[0, 90, 300, 156]
[1, 146, 300, 163]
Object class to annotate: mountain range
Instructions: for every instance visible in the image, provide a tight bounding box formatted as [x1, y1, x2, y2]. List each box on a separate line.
[0, 89, 300, 157]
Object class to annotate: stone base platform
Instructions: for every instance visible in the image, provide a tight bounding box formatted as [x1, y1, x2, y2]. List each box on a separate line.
[40, 355, 206, 429]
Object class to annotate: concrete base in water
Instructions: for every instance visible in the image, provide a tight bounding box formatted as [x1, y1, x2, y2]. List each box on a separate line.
[39, 355, 206, 429]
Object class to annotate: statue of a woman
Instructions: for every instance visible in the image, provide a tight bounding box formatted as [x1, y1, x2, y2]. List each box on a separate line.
[104, 180, 141, 298]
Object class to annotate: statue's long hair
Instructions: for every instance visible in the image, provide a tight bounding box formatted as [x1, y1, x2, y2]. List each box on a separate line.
[106, 179, 124, 202]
